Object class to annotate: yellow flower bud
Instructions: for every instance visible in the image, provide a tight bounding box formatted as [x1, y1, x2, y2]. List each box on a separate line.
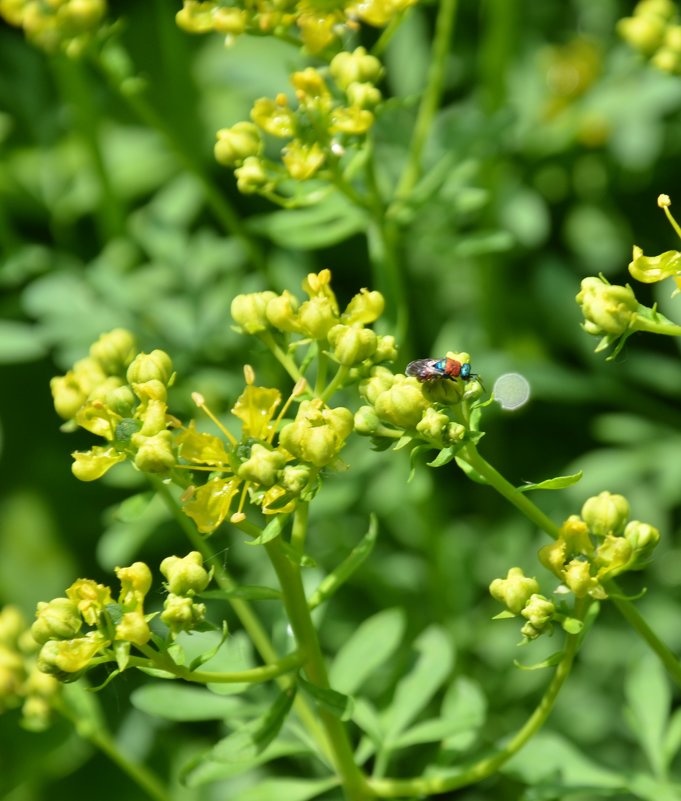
[115, 562, 153, 605]
[66, 579, 113, 626]
[374, 378, 429, 429]
[360, 366, 396, 404]
[212, 6, 247, 34]
[231, 290, 278, 334]
[37, 633, 105, 678]
[581, 491, 629, 537]
[160, 552, 212, 595]
[280, 464, 312, 494]
[617, 14, 666, 54]
[298, 296, 338, 339]
[137, 398, 169, 436]
[291, 67, 329, 101]
[235, 156, 270, 194]
[623, 520, 661, 567]
[489, 567, 540, 614]
[520, 593, 555, 631]
[329, 106, 374, 135]
[342, 288, 385, 325]
[328, 324, 378, 366]
[576, 277, 639, 336]
[593, 534, 633, 577]
[415, 407, 450, 447]
[0, 605, 26, 645]
[282, 140, 326, 181]
[563, 559, 602, 598]
[279, 401, 353, 467]
[89, 328, 137, 375]
[266, 291, 301, 332]
[373, 335, 398, 364]
[330, 47, 384, 91]
[50, 373, 87, 420]
[214, 121, 262, 166]
[115, 610, 150, 646]
[131, 378, 168, 403]
[557, 514, 594, 556]
[354, 405, 381, 435]
[132, 430, 176, 473]
[346, 82, 382, 109]
[251, 97, 296, 138]
[161, 594, 206, 633]
[126, 350, 173, 386]
[238, 443, 286, 486]
[31, 598, 82, 645]
[538, 539, 567, 577]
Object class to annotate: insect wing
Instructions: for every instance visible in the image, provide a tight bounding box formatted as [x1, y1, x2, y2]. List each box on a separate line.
[406, 358, 444, 381]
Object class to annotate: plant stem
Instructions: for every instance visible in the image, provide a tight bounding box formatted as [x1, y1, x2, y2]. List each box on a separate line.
[266, 537, 369, 800]
[392, 0, 458, 203]
[55, 697, 172, 801]
[609, 591, 681, 689]
[459, 444, 561, 539]
[367, 626, 581, 797]
[290, 501, 309, 554]
[259, 331, 305, 383]
[131, 649, 304, 685]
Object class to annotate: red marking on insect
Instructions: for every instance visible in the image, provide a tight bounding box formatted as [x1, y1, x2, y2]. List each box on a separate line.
[406, 357, 476, 382]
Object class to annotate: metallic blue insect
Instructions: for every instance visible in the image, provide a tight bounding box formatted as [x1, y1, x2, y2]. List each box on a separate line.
[406, 357, 477, 383]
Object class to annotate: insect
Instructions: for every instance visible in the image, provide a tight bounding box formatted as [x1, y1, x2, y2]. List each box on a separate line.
[406, 357, 477, 383]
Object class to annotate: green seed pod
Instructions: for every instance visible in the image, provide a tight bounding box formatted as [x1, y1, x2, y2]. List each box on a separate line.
[576, 277, 639, 336]
[215, 122, 262, 166]
[160, 552, 212, 596]
[89, 328, 137, 375]
[127, 350, 174, 386]
[132, 430, 176, 473]
[624, 520, 661, 567]
[161, 594, 206, 634]
[231, 291, 277, 334]
[115, 610, 151, 646]
[354, 405, 381, 435]
[374, 379, 429, 429]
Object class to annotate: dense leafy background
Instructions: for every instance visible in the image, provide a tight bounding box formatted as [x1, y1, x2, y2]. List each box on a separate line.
[1, 1, 681, 799]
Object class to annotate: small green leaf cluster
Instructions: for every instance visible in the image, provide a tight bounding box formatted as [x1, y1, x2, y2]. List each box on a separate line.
[618, 0, 681, 74]
[0, 0, 107, 56]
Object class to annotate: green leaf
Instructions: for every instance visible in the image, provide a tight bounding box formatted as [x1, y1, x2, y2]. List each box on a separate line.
[560, 617, 584, 635]
[382, 626, 455, 742]
[427, 445, 459, 468]
[518, 471, 583, 493]
[114, 492, 154, 522]
[492, 610, 517, 620]
[183, 740, 313, 787]
[189, 622, 229, 671]
[244, 514, 289, 546]
[248, 194, 365, 249]
[0, 320, 46, 363]
[329, 608, 405, 695]
[391, 716, 477, 749]
[97, 493, 169, 569]
[201, 586, 282, 601]
[299, 675, 354, 721]
[211, 687, 296, 762]
[131, 684, 248, 721]
[440, 676, 487, 750]
[454, 456, 488, 484]
[308, 515, 378, 609]
[663, 708, 681, 773]
[625, 655, 670, 778]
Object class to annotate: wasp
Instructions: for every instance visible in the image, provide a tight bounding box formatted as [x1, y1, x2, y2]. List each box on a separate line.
[406, 357, 477, 383]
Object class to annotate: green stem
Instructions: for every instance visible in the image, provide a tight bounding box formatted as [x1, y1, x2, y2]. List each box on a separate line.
[633, 317, 681, 337]
[367, 627, 581, 797]
[392, 0, 458, 203]
[130, 649, 304, 685]
[459, 444, 560, 539]
[265, 537, 369, 801]
[609, 590, 681, 689]
[290, 501, 309, 554]
[320, 365, 350, 403]
[150, 479, 332, 758]
[54, 697, 171, 801]
[366, 217, 409, 350]
[259, 331, 305, 383]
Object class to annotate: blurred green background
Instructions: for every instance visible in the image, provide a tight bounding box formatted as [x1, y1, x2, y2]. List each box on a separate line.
[1, 0, 681, 799]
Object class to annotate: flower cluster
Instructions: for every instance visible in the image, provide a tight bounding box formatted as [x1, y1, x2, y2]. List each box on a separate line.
[577, 196, 681, 357]
[177, 0, 418, 54]
[354, 353, 483, 454]
[490, 492, 661, 642]
[0, 0, 106, 55]
[50, 328, 180, 482]
[0, 605, 60, 730]
[215, 49, 383, 190]
[32, 553, 211, 683]
[231, 268, 395, 369]
[618, 0, 681, 74]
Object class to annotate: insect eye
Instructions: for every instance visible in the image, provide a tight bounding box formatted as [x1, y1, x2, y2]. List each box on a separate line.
[460, 364, 471, 379]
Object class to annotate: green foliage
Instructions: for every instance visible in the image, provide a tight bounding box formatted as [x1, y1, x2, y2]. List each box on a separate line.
[2, 1, 681, 801]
